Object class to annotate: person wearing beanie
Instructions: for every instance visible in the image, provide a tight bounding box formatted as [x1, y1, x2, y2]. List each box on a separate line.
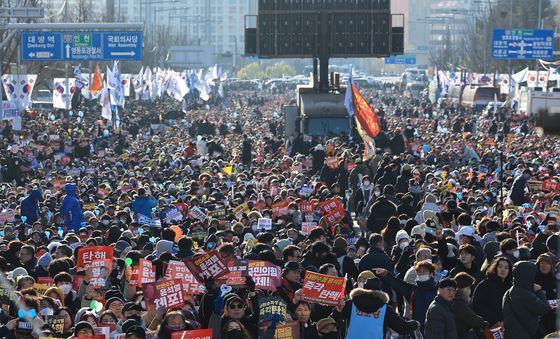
[503, 261, 550, 339]
[114, 240, 132, 259]
[414, 193, 440, 224]
[452, 272, 486, 339]
[32, 251, 53, 278]
[374, 260, 438, 330]
[331, 237, 358, 280]
[535, 253, 558, 334]
[73, 321, 95, 337]
[330, 275, 419, 338]
[472, 257, 513, 327]
[424, 278, 458, 339]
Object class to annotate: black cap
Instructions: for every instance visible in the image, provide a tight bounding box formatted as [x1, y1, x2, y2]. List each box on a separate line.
[125, 325, 146, 339]
[437, 278, 458, 289]
[363, 277, 382, 291]
[122, 302, 142, 313]
[283, 261, 302, 272]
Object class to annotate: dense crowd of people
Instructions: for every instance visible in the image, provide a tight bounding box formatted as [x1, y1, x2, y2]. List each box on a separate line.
[0, 79, 558, 339]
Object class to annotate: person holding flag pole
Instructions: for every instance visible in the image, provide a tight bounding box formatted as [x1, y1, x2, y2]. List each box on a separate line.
[344, 74, 381, 162]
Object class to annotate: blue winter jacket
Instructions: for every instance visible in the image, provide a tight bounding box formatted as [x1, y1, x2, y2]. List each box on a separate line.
[60, 184, 84, 231]
[20, 189, 42, 224]
[132, 195, 157, 219]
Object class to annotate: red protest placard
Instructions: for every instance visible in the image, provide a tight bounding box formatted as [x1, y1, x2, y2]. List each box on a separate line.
[76, 246, 113, 287]
[165, 260, 205, 295]
[184, 250, 230, 283]
[323, 207, 345, 226]
[302, 271, 346, 306]
[142, 279, 186, 313]
[318, 198, 343, 215]
[272, 201, 290, 216]
[221, 259, 249, 287]
[171, 329, 212, 339]
[301, 222, 318, 235]
[247, 260, 282, 291]
[138, 259, 156, 287]
[299, 201, 316, 215]
[543, 180, 560, 192]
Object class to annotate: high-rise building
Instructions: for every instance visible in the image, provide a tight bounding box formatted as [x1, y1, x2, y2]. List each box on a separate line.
[117, 0, 257, 56]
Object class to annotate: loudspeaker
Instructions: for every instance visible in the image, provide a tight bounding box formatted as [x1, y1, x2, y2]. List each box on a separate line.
[245, 28, 257, 55]
[391, 27, 404, 54]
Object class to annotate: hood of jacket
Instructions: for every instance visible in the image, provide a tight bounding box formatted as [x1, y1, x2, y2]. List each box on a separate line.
[350, 288, 389, 314]
[29, 189, 42, 201]
[65, 184, 77, 197]
[513, 260, 536, 291]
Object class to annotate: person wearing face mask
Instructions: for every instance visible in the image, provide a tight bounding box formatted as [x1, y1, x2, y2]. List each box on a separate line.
[452, 273, 487, 339]
[221, 319, 252, 339]
[156, 310, 193, 339]
[53, 272, 81, 314]
[286, 202, 302, 227]
[353, 176, 373, 237]
[391, 230, 411, 264]
[499, 238, 519, 264]
[331, 278, 420, 339]
[534, 253, 557, 335]
[375, 260, 438, 330]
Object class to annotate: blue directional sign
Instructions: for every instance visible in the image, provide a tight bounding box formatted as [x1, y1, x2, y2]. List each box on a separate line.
[22, 31, 142, 61]
[22, 32, 63, 61]
[492, 29, 554, 60]
[384, 55, 416, 65]
[102, 32, 142, 60]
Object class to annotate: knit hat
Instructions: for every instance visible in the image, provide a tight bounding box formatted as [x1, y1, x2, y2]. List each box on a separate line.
[73, 321, 94, 336]
[333, 237, 348, 249]
[411, 225, 426, 238]
[37, 251, 53, 268]
[114, 240, 132, 258]
[357, 270, 375, 282]
[423, 210, 437, 222]
[155, 240, 175, 257]
[425, 193, 437, 204]
[395, 230, 410, 244]
[10, 267, 28, 281]
[47, 242, 61, 253]
[363, 277, 382, 291]
[453, 272, 475, 289]
[273, 239, 292, 251]
[316, 317, 336, 333]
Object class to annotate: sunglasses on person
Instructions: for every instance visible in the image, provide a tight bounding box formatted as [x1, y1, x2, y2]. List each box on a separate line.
[228, 303, 245, 310]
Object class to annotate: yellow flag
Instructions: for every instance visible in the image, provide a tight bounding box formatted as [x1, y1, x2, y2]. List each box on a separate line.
[223, 166, 233, 175]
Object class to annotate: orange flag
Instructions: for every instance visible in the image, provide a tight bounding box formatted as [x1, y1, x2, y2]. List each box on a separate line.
[351, 83, 381, 138]
[89, 64, 102, 95]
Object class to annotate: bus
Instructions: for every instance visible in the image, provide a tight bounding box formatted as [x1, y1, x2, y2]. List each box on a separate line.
[461, 86, 499, 111]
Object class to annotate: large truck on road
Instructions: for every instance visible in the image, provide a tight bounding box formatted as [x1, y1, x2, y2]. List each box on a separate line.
[284, 84, 351, 139]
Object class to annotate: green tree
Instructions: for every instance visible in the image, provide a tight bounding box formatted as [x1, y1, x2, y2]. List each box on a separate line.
[236, 62, 265, 79]
[264, 62, 296, 78]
